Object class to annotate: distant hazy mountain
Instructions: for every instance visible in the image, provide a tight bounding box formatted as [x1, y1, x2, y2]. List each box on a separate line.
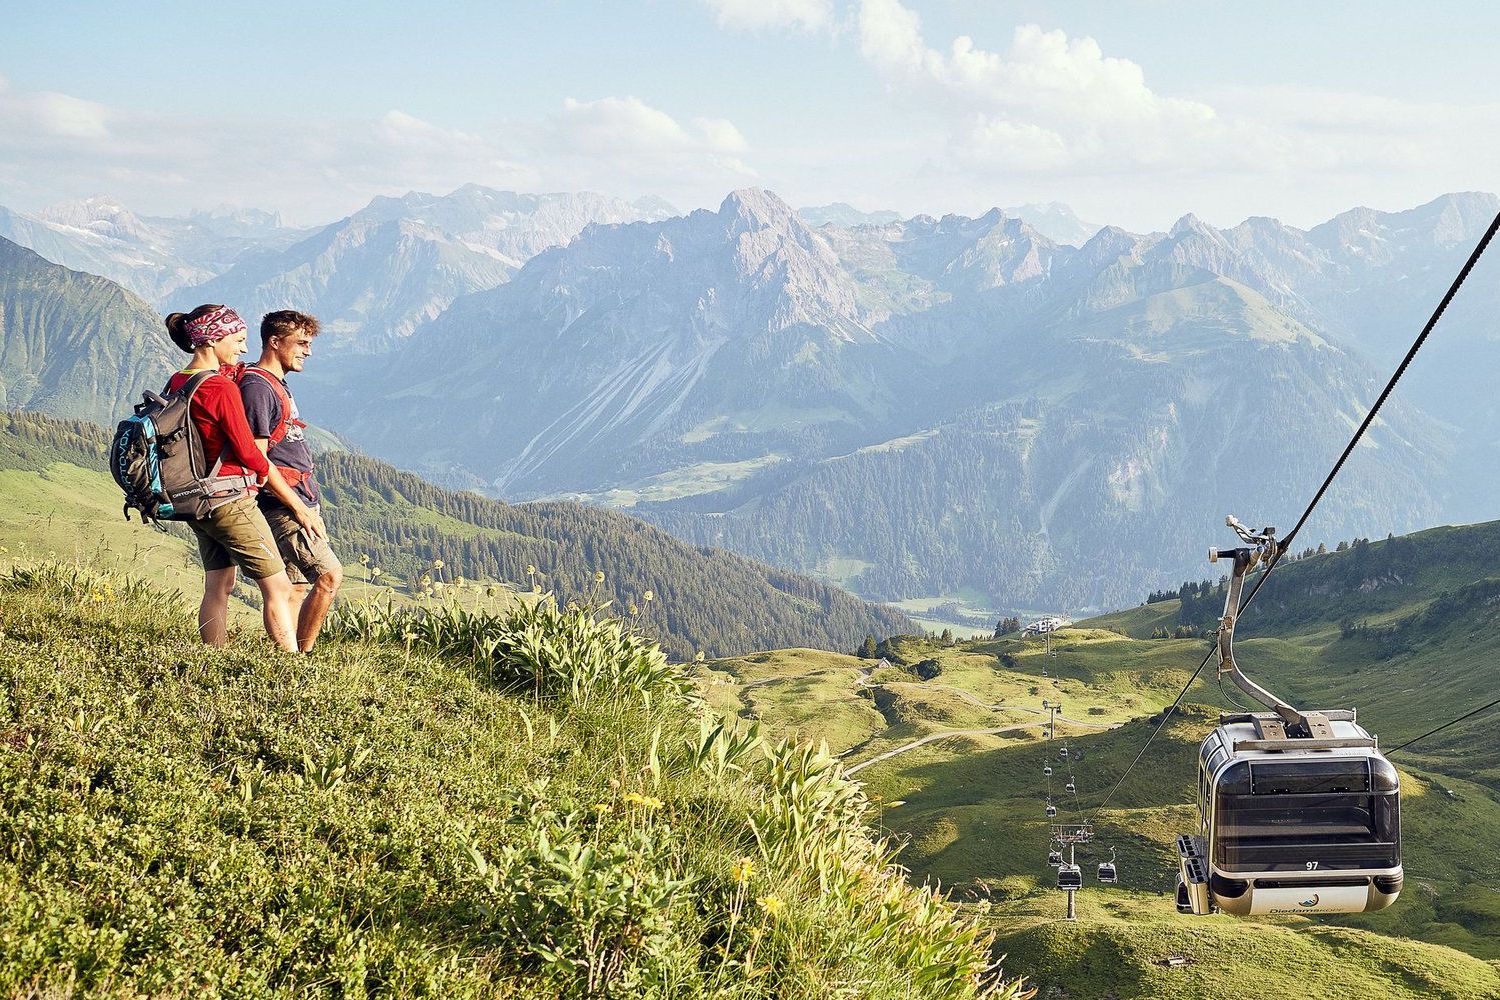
[0, 197, 308, 301]
[320, 188, 1454, 612]
[1002, 202, 1102, 246]
[168, 186, 678, 352]
[0, 237, 175, 424]
[799, 203, 904, 228]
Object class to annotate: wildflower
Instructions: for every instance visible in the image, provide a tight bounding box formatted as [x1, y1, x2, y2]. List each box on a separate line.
[748, 927, 764, 941]
[628, 603, 639, 615]
[359, 554, 370, 565]
[642, 590, 654, 602]
[594, 570, 605, 584]
[371, 567, 383, 578]
[532, 584, 542, 595]
[622, 792, 664, 810]
[403, 630, 417, 642]
[455, 575, 465, 587]
[526, 564, 537, 576]
[756, 895, 784, 917]
[420, 574, 432, 586]
[593, 802, 611, 814]
[485, 585, 498, 597]
[732, 857, 755, 885]
[432, 559, 444, 569]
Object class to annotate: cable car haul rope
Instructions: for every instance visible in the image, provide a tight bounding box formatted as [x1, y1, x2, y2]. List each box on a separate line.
[1085, 209, 1500, 918]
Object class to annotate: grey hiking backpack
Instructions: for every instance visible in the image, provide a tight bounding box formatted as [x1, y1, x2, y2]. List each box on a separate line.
[110, 372, 257, 524]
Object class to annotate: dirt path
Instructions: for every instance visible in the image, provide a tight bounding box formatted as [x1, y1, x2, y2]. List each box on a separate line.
[845, 723, 1044, 776]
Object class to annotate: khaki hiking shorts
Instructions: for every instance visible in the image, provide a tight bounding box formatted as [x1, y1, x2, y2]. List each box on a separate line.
[189, 494, 286, 580]
[263, 503, 341, 586]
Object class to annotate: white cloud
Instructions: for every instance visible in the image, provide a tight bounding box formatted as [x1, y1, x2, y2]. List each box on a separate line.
[702, 0, 833, 32]
[855, 4, 1239, 174]
[0, 79, 755, 225]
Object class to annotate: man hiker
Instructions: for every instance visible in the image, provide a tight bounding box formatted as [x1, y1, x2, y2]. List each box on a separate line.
[240, 310, 344, 651]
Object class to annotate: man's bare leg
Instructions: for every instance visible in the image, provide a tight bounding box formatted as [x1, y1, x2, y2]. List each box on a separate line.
[296, 565, 343, 652]
[256, 571, 299, 652]
[200, 567, 237, 646]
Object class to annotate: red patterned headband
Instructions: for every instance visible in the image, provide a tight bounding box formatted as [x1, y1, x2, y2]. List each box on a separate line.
[184, 306, 246, 348]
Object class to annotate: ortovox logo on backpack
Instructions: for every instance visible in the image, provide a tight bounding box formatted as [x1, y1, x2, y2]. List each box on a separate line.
[110, 372, 256, 524]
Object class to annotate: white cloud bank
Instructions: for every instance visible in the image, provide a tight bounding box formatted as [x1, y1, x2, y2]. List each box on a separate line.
[0, 76, 755, 224]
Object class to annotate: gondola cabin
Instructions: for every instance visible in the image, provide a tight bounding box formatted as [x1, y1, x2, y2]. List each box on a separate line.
[1177, 711, 1401, 916]
[1047, 850, 1063, 867]
[1098, 861, 1117, 884]
[1045, 803, 1057, 818]
[1057, 864, 1083, 891]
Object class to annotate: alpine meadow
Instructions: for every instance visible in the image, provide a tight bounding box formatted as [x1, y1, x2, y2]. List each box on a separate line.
[8, 4, 1500, 998]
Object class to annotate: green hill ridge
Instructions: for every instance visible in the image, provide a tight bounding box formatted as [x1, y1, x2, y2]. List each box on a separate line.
[0, 410, 913, 661]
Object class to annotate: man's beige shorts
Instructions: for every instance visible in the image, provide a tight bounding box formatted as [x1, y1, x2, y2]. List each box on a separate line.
[189, 494, 286, 580]
[263, 504, 342, 586]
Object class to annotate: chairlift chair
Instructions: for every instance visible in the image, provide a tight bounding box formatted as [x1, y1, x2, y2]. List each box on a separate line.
[1057, 864, 1083, 891]
[1099, 848, 1118, 884]
[1176, 517, 1402, 917]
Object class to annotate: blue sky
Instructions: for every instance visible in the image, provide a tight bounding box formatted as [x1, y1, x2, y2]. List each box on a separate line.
[4, 1, 1499, 230]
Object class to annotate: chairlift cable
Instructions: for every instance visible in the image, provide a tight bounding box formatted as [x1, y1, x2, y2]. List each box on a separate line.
[1388, 693, 1500, 754]
[1085, 207, 1500, 824]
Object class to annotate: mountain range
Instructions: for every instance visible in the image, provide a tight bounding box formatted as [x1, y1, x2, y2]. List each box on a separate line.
[2, 185, 1495, 617]
[315, 188, 1481, 612]
[164, 186, 678, 351]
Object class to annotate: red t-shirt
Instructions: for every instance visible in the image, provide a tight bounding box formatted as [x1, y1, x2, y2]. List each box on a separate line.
[164, 369, 271, 482]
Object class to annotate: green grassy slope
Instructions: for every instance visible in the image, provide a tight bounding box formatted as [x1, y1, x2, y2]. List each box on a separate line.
[0, 562, 1015, 998]
[704, 523, 1500, 985]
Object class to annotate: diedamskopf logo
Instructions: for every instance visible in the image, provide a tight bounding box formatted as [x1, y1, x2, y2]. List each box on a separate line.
[1299, 894, 1320, 907]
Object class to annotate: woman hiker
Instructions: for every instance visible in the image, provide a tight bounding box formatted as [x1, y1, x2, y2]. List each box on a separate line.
[163, 304, 324, 651]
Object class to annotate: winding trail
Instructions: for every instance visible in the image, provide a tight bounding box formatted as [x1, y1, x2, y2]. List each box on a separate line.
[845, 724, 1040, 776]
[727, 661, 1119, 776]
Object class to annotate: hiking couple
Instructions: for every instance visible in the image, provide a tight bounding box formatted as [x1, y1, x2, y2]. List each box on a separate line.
[162, 304, 343, 652]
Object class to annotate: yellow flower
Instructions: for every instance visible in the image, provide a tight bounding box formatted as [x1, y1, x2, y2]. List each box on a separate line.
[526, 564, 537, 576]
[628, 603, 639, 615]
[485, 585, 498, 597]
[622, 792, 664, 810]
[432, 559, 444, 569]
[756, 895, 784, 917]
[732, 857, 755, 885]
[371, 567, 383, 578]
[594, 570, 606, 584]
[593, 802, 611, 813]
[359, 553, 370, 565]
[532, 584, 542, 595]
[642, 590, 654, 602]
[420, 574, 432, 586]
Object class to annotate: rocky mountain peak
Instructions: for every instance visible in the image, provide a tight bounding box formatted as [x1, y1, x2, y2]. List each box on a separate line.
[719, 188, 800, 233]
[34, 195, 145, 239]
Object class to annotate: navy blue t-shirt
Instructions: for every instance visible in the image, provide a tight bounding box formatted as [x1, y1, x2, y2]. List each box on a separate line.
[240, 368, 320, 509]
